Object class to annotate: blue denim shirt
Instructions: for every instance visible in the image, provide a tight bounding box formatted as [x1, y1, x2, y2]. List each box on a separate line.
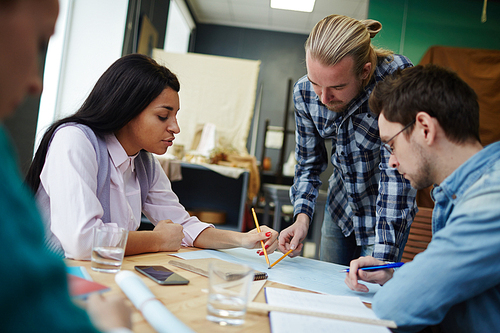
[373, 141, 500, 333]
[291, 54, 417, 261]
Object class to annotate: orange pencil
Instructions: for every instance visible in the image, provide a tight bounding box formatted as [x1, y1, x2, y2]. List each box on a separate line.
[269, 248, 294, 269]
[251, 207, 270, 267]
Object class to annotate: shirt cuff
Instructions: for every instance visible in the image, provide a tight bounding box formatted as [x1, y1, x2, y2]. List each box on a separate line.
[372, 243, 399, 262]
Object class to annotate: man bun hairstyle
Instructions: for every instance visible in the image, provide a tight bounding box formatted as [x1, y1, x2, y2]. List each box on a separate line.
[305, 15, 393, 87]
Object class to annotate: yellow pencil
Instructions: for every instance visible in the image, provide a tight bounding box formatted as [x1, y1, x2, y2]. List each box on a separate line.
[251, 207, 270, 267]
[269, 248, 294, 269]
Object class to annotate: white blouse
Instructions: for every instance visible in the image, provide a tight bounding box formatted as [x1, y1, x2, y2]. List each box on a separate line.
[38, 126, 212, 259]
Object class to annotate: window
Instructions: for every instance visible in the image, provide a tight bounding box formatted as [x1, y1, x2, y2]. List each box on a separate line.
[164, 0, 195, 54]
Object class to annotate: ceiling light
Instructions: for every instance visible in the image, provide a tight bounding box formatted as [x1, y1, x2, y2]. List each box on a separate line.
[270, 0, 316, 13]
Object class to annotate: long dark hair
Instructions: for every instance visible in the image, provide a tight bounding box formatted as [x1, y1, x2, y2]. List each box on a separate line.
[26, 53, 180, 192]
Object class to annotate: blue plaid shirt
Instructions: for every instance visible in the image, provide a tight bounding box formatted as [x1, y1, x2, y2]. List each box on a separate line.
[291, 54, 417, 262]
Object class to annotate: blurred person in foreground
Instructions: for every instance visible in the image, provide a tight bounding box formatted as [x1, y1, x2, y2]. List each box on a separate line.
[0, 0, 131, 331]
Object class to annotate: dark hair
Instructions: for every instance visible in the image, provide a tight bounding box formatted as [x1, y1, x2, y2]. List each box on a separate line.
[26, 53, 180, 191]
[369, 64, 480, 144]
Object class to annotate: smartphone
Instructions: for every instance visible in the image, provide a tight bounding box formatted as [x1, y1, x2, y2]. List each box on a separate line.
[135, 265, 189, 285]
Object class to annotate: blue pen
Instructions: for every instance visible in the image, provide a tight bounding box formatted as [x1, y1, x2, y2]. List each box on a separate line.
[340, 262, 404, 273]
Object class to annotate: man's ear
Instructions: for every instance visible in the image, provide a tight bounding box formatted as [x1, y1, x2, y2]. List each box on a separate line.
[415, 111, 437, 145]
[361, 62, 372, 81]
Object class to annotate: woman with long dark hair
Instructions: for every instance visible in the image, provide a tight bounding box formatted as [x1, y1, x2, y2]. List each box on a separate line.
[27, 54, 278, 260]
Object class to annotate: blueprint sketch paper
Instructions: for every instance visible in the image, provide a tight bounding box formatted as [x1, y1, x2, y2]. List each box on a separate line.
[265, 287, 390, 333]
[170, 248, 380, 303]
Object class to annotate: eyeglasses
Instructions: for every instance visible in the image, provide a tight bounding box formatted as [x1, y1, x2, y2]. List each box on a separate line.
[382, 119, 415, 155]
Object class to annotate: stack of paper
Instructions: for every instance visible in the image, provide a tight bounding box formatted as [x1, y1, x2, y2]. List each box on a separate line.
[264, 288, 391, 333]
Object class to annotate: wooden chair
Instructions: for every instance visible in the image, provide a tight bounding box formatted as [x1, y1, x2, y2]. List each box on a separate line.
[402, 207, 433, 263]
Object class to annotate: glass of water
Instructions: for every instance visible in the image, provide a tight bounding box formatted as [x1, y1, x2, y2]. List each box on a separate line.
[206, 261, 255, 325]
[91, 225, 128, 273]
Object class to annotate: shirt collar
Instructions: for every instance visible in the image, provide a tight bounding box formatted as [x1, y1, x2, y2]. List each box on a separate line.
[433, 142, 500, 203]
[105, 134, 139, 173]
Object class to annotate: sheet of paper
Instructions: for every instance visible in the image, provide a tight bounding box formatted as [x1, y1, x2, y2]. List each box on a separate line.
[170, 248, 381, 303]
[264, 287, 390, 333]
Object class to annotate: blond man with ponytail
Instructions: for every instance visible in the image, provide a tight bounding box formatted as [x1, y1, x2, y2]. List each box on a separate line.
[279, 15, 417, 265]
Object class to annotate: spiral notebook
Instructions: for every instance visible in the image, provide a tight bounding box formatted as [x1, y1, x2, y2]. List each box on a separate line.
[168, 258, 268, 281]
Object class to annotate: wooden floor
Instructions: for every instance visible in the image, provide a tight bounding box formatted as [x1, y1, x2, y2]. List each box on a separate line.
[402, 207, 433, 263]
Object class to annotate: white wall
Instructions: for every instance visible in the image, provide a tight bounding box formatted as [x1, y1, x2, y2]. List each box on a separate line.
[36, 0, 128, 146]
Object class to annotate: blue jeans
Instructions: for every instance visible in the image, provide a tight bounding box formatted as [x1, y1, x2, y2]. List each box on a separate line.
[319, 207, 374, 265]
[319, 206, 410, 265]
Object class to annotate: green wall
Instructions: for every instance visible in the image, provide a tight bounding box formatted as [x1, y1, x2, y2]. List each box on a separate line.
[368, 0, 500, 64]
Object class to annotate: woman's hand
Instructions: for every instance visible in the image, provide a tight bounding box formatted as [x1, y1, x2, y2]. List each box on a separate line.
[153, 220, 184, 252]
[125, 220, 184, 255]
[240, 226, 279, 254]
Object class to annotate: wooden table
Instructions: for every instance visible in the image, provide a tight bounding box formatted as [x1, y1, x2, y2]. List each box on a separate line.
[66, 248, 312, 333]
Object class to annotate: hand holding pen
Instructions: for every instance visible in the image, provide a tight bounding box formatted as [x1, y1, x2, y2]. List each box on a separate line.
[340, 262, 404, 273]
[344, 256, 398, 293]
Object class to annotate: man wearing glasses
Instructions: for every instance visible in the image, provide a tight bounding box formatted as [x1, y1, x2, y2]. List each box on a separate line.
[279, 15, 417, 265]
[346, 64, 500, 332]
[381, 119, 415, 155]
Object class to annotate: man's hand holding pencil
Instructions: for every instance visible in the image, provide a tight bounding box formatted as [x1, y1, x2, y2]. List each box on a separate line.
[344, 256, 396, 292]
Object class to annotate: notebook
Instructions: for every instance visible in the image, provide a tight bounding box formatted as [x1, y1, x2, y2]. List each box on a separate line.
[67, 274, 110, 299]
[168, 258, 268, 281]
[264, 287, 392, 332]
[66, 266, 92, 280]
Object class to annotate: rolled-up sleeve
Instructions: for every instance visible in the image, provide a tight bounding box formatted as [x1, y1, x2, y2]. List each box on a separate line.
[373, 147, 417, 261]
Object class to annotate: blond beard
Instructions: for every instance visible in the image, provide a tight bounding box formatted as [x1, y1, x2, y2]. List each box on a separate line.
[324, 82, 364, 113]
[325, 102, 348, 113]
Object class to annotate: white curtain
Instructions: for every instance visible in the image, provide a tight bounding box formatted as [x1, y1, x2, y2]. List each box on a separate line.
[153, 49, 260, 155]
